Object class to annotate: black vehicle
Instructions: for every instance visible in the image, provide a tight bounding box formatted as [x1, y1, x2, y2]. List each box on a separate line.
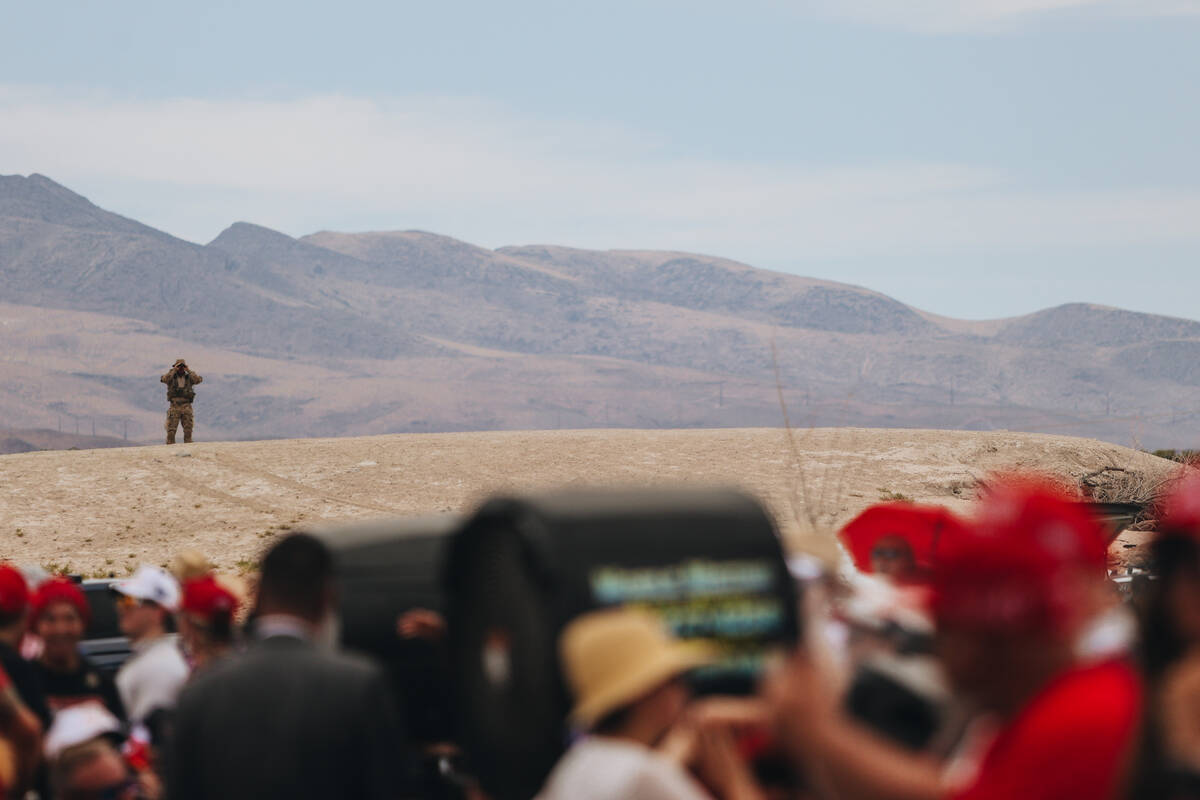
[78, 579, 132, 678]
[310, 515, 464, 797]
[309, 515, 461, 744]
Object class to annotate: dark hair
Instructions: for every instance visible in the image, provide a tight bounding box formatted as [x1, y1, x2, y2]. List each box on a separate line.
[591, 704, 634, 736]
[192, 609, 237, 646]
[258, 533, 334, 621]
[1139, 533, 1200, 679]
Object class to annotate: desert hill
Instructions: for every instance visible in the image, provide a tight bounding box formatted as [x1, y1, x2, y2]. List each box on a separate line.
[0, 428, 1176, 577]
[0, 428, 127, 455]
[1, 173, 1199, 448]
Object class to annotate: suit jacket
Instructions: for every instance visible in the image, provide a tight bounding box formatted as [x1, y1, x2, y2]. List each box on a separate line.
[167, 635, 401, 800]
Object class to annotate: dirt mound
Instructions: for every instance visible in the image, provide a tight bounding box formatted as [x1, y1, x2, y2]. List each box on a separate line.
[0, 427, 1177, 577]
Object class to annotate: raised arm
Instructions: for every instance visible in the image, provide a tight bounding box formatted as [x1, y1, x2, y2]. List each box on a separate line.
[765, 653, 945, 800]
[190, 372, 202, 384]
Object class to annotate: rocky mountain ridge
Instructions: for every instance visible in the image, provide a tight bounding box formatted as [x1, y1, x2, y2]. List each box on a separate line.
[1, 173, 1197, 448]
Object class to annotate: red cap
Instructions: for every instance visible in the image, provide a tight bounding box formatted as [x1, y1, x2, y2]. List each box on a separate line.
[1158, 468, 1200, 539]
[181, 574, 239, 622]
[0, 565, 29, 618]
[975, 477, 1108, 570]
[931, 478, 1106, 636]
[839, 502, 969, 576]
[30, 577, 90, 627]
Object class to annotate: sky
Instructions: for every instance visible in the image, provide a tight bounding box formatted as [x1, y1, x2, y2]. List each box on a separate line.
[2, 0, 1199, 321]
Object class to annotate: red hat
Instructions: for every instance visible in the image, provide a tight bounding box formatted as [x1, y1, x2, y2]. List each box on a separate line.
[181, 574, 239, 623]
[973, 478, 1108, 571]
[839, 502, 969, 576]
[0, 565, 29, 618]
[30, 577, 90, 627]
[931, 479, 1106, 636]
[1157, 468, 1200, 539]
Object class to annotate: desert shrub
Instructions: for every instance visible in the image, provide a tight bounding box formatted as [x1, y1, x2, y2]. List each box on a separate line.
[1151, 449, 1200, 464]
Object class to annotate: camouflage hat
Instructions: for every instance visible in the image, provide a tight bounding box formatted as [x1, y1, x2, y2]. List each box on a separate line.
[173, 358, 187, 366]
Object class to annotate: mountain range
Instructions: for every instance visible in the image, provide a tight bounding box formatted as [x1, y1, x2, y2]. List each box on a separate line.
[1, 172, 1197, 448]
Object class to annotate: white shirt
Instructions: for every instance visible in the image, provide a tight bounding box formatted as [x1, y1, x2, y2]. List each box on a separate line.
[115, 634, 190, 723]
[535, 737, 713, 800]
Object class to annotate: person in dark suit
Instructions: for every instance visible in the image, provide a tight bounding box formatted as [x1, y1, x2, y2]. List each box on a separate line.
[167, 534, 401, 800]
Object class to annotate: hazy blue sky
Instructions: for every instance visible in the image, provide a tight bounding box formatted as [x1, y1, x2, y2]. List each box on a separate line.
[3, 0, 1199, 320]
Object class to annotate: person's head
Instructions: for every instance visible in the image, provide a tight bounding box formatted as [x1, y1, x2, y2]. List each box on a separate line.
[255, 533, 335, 625]
[179, 573, 240, 665]
[173, 358, 187, 371]
[560, 608, 708, 746]
[32, 578, 91, 668]
[52, 738, 138, 800]
[869, 536, 916, 580]
[1141, 470, 1200, 676]
[172, 550, 212, 583]
[839, 502, 968, 584]
[112, 566, 180, 643]
[932, 479, 1106, 713]
[0, 564, 30, 639]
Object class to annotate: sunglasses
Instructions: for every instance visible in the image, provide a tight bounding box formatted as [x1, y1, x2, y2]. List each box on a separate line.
[870, 546, 909, 560]
[116, 595, 151, 611]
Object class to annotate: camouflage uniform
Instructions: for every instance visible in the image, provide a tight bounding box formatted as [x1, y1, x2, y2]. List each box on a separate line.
[161, 359, 202, 444]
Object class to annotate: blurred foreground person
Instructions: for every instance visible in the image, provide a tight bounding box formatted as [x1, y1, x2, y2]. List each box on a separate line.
[0, 660, 44, 796]
[1136, 470, 1200, 797]
[45, 705, 161, 799]
[536, 608, 763, 800]
[837, 504, 969, 752]
[0, 564, 50, 727]
[769, 480, 1142, 800]
[51, 737, 145, 800]
[177, 574, 240, 674]
[32, 577, 127, 721]
[113, 567, 188, 728]
[168, 533, 400, 800]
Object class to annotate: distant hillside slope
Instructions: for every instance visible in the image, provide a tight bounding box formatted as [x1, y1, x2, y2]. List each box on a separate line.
[0, 428, 1176, 576]
[0, 175, 430, 359]
[0, 428, 129, 455]
[1, 173, 1198, 448]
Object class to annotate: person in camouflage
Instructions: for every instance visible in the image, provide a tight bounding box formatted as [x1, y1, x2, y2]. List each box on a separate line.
[161, 359, 202, 444]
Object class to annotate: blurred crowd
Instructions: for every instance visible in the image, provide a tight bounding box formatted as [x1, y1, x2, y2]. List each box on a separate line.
[0, 469, 1197, 799]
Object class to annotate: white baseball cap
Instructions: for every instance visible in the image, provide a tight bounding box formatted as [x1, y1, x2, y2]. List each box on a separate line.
[44, 703, 123, 760]
[112, 565, 181, 612]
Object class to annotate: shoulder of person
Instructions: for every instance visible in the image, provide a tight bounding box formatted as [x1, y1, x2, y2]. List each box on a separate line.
[313, 647, 387, 684]
[546, 739, 708, 800]
[176, 652, 239, 704]
[1163, 652, 1200, 701]
[629, 750, 713, 800]
[79, 654, 110, 682]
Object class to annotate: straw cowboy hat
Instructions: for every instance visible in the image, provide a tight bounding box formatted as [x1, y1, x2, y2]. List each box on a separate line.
[561, 608, 711, 728]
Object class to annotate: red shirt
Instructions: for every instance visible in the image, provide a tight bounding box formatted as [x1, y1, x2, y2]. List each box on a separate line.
[954, 659, 1142, 800]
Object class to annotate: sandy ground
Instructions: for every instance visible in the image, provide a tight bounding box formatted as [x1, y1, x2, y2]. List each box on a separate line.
[0, 427, 1178, 577]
